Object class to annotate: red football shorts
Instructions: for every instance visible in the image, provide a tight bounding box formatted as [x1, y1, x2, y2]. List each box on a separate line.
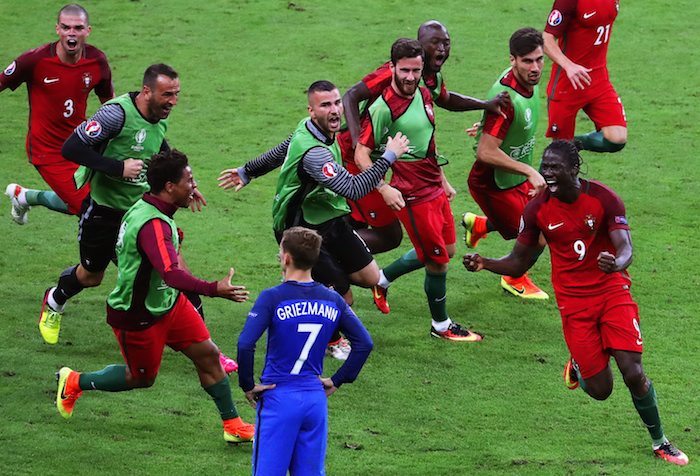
[560, 292, 643, 380]
[338, 129, 397, 228]
[396, 192, 455, 264]
[34, 157, 90, 215]
[468, 177, 533, 240]
[112, 293, 211, 381]
[546, 81, 627, 140]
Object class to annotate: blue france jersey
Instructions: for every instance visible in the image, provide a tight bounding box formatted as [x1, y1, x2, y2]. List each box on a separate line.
[238, 281, 372, 391]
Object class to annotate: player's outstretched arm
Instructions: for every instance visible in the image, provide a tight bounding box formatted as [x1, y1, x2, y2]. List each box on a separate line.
[543, 32, 591, 90]
[215, 268, 249, 302]
[437, 90, 510, 118]
[218, 135, 292, 191]
[464, 241, 540, 277]
[342, 81, 373, 147]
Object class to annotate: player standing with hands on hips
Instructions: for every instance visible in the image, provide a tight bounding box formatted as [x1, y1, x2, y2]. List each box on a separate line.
[238, 226, 373, 475]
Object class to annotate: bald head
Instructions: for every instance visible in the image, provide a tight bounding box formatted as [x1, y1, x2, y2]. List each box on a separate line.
[417, 20, 451, 73]
[417, 20, 448, 40]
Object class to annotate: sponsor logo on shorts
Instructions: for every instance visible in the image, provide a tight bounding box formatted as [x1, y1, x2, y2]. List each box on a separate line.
[548, 9, 563, 26]
[4, 61, 16, 76]
[85, 120, 102, 138]
[322, 161, 338, 178]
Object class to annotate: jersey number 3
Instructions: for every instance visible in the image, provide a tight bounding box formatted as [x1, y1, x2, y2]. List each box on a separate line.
[291, 323, 323, 374]
[63, 98, 74, 118]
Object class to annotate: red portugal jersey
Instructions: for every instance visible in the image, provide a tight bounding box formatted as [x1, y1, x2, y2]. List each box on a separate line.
[0, 42, 113, 165]
[545, 0, 619, 96]
[362, 62, 448, 105]
[518, 179, 631, 306]
[358, 86, 442, 204]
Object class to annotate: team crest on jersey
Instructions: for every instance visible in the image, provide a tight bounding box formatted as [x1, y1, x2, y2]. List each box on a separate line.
[584, 214, 596, 231]
[3, 61, 16, 76]
[548, 9, 563, 26]
[433, 247, 441, 256]
[82, 72, 92, 90]
[85, 120, 102, 138]
[322, 161, 338, 178]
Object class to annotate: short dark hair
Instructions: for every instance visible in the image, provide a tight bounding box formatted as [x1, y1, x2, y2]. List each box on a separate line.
[391, 38, 423, 65]
[307, 80, 337, 98]
[280, 227, 322, 270]
[509, 27, 544, 57]
[147, 149, 189, 194]
[58, 4, 89, 23]
[143, 63, 178, 89]
[543, 140, 582, 170]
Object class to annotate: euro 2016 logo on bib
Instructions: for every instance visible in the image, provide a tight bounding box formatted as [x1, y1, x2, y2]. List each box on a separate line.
[322, 162, 338, 178]
[131, 128, 147, 152]
[3, 61, 16, 76]
[85, 121, 102, 138]
[548, 9, 563, 26]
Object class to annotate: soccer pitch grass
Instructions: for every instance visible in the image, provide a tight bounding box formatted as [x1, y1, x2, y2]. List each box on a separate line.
[1, 1, 698, 474]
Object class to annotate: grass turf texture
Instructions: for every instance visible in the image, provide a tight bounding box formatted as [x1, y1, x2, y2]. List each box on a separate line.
[1, 0, 698, 474]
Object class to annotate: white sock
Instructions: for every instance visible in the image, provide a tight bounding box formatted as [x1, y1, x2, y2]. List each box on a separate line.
[47, 287, 65, 312]
[15, 186, 29, 207]
[431, 318, 452, 332]
[378, 270, 391, 289]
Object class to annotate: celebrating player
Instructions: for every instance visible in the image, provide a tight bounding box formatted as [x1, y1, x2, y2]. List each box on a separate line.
[38, 63, 185, 344]
[56, 150, 254, 444]
[1, 4, 113, 223]
[238, 226, 373, 474]
[544, 0, 627, 152]
[356, 38, 481, 341]
[342, 20, 510, 256]
[463, 141, 688, 465]
[461, 27, 549, 300]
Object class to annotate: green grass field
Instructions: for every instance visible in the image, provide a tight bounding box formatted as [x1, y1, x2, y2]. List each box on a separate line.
[1, 1, 698, 474]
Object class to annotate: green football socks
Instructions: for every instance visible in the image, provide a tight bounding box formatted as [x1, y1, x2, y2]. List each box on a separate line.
[204, 377, 239, 420]
[79, 365, 130, 392]
[575, 131, 626, 153]
[425, 270, 448, 322]
[384, 248, 424, 282]
[25, 189, 69, 214]
[631, 381, 665, 443]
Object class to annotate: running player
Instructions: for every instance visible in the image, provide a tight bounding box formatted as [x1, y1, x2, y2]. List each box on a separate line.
[356, 38, 481, 341]
[463, 141, 688, 465]
[1, 4, 113, 222]
[56, 149, 254, 445]
[38, 64, 186, 345]
[461, 27, 549, 300]
[544, 0, 627, 152]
